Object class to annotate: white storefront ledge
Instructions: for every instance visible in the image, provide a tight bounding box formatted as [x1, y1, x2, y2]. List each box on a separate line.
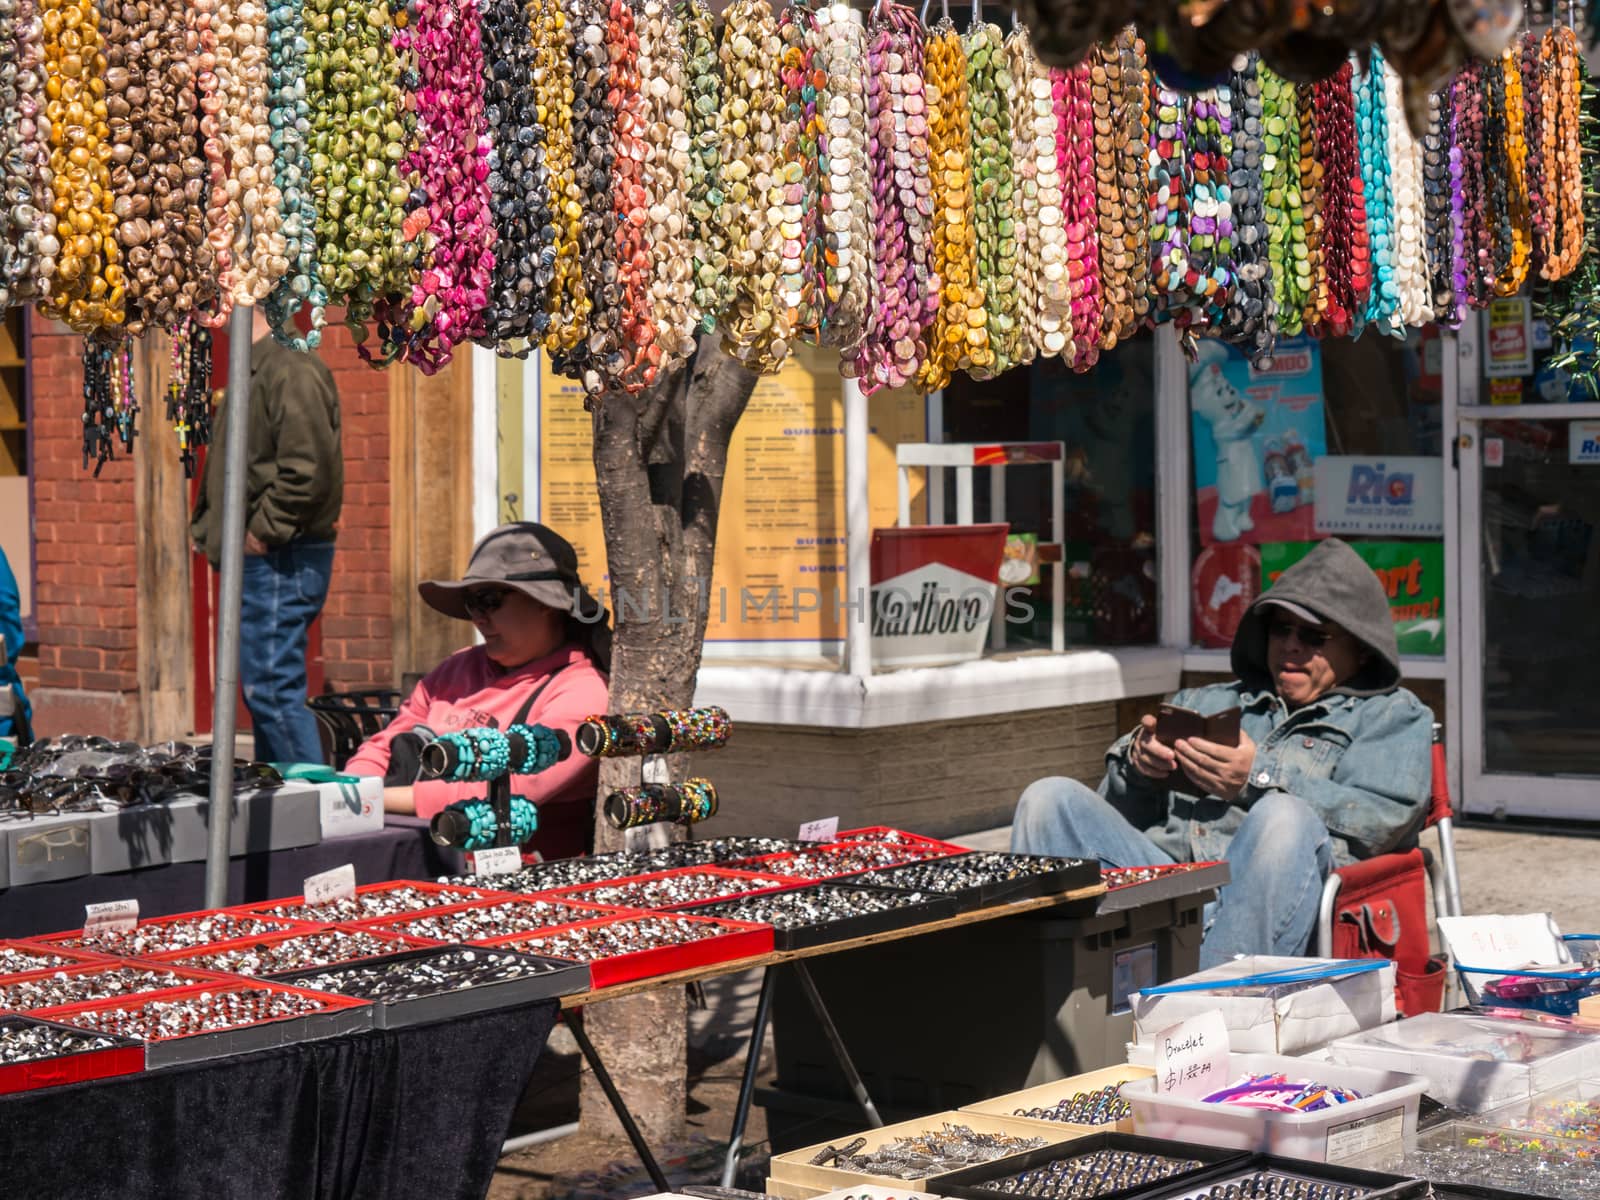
[1180, 649, 1447, 681]
[693, 646, 1184, 730]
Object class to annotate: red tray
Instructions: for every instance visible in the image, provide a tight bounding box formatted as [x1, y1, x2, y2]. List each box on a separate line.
[148, 927, 442, 976]
[735, 839, 957, 882]
[347, 896, 634, 944]
[835, 826, 969, 855]
[36, 980, 374, 1068]
[544, 866, 799, 912]
[484, 912, 774, 990]
[25, 906, 325, 957]
[0, 1015, 145, 1095]
[229, 878, 526, 924]
[0, 940, 121, 973]
[0, 960, 241, 1015]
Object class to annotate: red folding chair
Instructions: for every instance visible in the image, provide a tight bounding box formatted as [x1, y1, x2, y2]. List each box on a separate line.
[1315, 723, 1463, 1016]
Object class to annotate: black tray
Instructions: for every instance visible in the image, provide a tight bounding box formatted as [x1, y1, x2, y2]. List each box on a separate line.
[681, 883, 959, 950]
[1135, 1153, 1428, 1200]
[851, 852, 1101, 913]
[930, 1131, 1247, 1200]
[1098, 861, 1231, 914]
[265, 945, 590, 1028]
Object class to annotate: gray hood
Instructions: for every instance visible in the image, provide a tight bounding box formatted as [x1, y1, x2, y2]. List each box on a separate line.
[1231, 537, 1401, 698]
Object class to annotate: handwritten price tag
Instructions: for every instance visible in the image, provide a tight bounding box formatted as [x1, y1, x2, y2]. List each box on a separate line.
[798, 817, 838, 843]
[1155, 1010, 1229, 1099]
[84, 899, 139, 938]
[303, 864, 356, 906]
[467, 846, 523, 877]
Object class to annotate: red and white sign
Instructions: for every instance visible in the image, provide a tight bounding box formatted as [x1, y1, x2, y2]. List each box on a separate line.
[1191, 543, 1260, 649]
[870, 524, 1009, 669]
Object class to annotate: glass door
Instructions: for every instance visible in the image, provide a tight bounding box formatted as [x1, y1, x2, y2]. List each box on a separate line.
[1458, 324, 1600, 818]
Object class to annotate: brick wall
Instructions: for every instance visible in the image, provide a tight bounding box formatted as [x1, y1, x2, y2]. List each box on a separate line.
[26, 314, 395, 739]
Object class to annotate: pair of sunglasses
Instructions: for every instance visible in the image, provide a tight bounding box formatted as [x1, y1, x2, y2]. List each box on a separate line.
[1266, 619, 1334, 649]
[462, 587, 512, 618]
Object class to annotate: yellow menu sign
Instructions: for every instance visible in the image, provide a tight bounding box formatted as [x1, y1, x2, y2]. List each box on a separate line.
[536, 345, 925, 642]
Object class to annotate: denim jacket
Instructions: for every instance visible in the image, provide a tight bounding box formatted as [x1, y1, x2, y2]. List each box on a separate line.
[1099, 682, 1433, 868]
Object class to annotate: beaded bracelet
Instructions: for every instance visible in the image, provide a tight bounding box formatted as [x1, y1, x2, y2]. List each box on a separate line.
[1259, 63, 1306, 336]
[638, 0, 698, 370]
[536, 0, 587, 355]
[548, 0, 615, 395]
[1422, 88, 1457, 327]
[1542, 25, 1584, 283]
[678, 0, 728, 336]
[478, 0, 547, 355]
[844, 0, 936, 392]
[0, 0, 35, 307]
[1489, 48, 1531, 298]
[3, 0, 57, 304]
[190, 0, 236, 328]
[221, 0, 286, 306]
[604, 0, 661, 393]
[1060, 58, 1099, 367]
[916, 18, 985, 392]
[1004, 25, 1040, 365]
[1295, 81, 1329, 335]
[814, 2, 870, 354]
[777, 0, 821, 345]
[165, 318, 214, 478]
[1147, 82, 1191, 327]
[1093, 30, 1140, 350]
[1353, 50, 1400, 337]
[262, 0, 324, 349]
[718, 0, 793, 376]
[1218, 52, 1275, 363]
[964, 17, 1020, 380]
[1311, 63, 1366, 338]
[1521, 30, 1546, 281]
[1113, 27, 1150, 339]
[1452, 63, 1487, 310]
[40, 0, 124, 334]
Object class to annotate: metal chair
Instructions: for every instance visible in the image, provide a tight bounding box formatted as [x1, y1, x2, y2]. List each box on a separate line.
[1316, 722, 1463, 1011]
[305, 687, 403, 769]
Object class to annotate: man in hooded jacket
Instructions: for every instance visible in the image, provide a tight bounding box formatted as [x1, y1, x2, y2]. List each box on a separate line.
[1012, 537, 1433, 967]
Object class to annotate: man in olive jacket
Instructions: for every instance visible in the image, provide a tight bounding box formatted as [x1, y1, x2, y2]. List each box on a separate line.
[192, 307, 343, 764]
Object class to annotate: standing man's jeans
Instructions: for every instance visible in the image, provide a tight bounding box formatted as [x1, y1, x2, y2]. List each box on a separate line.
[239, 540, 335, 764]
[1012, 778, 1332, 969]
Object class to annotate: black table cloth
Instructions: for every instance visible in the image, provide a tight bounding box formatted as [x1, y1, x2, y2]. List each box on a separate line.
[0, 998, 558, 1200]
[0, 817, 454, 938]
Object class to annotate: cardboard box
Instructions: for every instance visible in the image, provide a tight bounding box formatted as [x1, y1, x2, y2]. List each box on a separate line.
[959, 1064, 1154, 1135]
[768, 1110, 1080, 1194]
[166, 784, 323, 863]
[311, 776, 385, 840]
[1131, 956, 1396, 1056]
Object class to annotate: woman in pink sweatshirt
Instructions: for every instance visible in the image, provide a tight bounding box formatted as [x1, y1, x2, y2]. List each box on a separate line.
[344, 524, 610, 860]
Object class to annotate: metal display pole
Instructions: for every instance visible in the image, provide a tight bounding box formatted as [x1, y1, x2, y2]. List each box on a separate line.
[203, 300, 255, 910]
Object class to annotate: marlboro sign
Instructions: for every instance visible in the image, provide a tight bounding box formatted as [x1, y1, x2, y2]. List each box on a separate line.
[870, 524, 1009, 669]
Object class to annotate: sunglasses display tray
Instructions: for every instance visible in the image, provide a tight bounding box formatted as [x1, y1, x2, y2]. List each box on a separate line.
[736, 839, 967, 884]
[232, 878, 524, 925]
[0, 960, 239, 1016]
[485, 912, 774, 991]
[0, 1014, 146, 1096]
[27, 907, 326, 957]
[683, 882, 960, 951]
[927, 1132, 1248, 1200]
[150, 926, 443, 977]
[846, 852, 1102, 913]
[347, 895, 632, 944]
[266, 944, 591, 1029]
[35, 981, 374, 1069]
[1097, 862, 1231, 915]
[543, 866, 799, 913]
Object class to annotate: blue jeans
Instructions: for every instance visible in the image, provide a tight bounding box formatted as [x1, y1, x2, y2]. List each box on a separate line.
[1012, 778, 1332, 969]
[239, 540, 335, 764]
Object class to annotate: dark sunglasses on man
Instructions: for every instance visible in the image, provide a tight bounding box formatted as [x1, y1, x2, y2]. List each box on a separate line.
[1267, 619, 1335, 650]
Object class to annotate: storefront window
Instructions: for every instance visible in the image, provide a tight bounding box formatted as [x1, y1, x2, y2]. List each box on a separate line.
[1187, 328, 1447, 655]
[942, 335, 1158, 648]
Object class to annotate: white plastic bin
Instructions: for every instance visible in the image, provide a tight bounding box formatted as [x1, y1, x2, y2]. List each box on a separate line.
[1123, 1051, 1425, 1164]
[1324, 1011, 1600, 1112]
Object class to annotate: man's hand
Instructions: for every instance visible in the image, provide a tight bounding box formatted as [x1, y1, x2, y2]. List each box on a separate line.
[1128, 715, 1177, 781]
[1174, 728, 1258, 803]
[244, 531, 269, 556]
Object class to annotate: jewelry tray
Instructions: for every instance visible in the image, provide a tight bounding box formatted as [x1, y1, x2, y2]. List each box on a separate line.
[928, 1131, 1247, 1200]
[848, 852, 1103, 913]
[681, 882, 960, 951]
[0, 1014, 145, 1095]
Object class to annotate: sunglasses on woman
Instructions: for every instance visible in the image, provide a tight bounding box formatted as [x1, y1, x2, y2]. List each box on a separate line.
[463, 587, 511, 618]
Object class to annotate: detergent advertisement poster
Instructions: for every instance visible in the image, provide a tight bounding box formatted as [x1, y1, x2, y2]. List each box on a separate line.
[1190, 337, 1327, 548]
[1261, 541, 1445, 657]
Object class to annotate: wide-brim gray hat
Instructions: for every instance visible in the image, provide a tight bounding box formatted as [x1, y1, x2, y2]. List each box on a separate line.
[419, 523, 611, 668]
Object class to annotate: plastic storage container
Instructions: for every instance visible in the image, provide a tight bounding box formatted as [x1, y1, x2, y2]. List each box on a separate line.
[1324, 1011, 1600, 1112]
[1123, 1051, 1426, 1163]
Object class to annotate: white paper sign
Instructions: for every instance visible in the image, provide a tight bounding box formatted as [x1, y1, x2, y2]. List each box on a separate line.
[303, 864, 356, 906]
[84, 899, 139, 937]
[1438, 913, 1570, 1000]
[798, 817, 838, 843]
[1155, 1010, 1229, 1099]
[467, 846, 523, 876]
[1326, 1107, 1406, 1162]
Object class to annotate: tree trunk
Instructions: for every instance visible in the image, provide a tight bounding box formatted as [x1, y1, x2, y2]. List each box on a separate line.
[577, 335, 758, 1148]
